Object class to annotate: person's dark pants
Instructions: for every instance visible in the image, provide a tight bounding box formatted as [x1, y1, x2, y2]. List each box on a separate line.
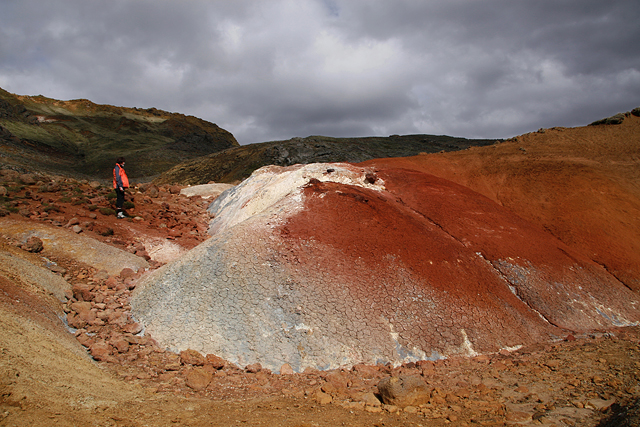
[115, 188, 125, 214]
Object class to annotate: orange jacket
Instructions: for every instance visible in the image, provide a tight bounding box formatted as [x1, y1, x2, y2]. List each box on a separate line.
[113, 163, 129, 189]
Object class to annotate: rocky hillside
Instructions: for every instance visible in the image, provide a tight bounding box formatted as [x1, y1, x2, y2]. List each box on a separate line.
[0, 87, 238, 180]
[155, 134, 500, 185]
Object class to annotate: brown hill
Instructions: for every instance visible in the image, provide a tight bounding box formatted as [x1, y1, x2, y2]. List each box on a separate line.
[0, 87, 238, 180]
[361, 110, 640, 294]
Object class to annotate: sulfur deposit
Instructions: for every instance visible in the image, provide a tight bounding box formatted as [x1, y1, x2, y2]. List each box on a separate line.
[131, 163, 640, 373]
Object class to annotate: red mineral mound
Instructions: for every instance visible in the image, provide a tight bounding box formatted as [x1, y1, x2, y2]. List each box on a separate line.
[132, 163, 640, 373]
[360, 113, 640, 293]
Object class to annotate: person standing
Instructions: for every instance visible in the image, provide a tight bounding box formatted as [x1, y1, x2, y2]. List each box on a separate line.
[113, 157, 129, 218]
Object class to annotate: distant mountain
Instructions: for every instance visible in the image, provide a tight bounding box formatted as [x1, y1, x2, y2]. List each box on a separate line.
[0, 87, 238, 180]
[156, 134, 501, 185]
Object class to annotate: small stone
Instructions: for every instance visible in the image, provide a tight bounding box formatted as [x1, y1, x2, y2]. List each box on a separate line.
[90, 342, 112, 361]
[93, 270, 109, 281]
[586, 398, 615, 411]
[123, 322, 143, 335]
[279, 363, 294, 375]
[245, 363, 262, 373]
[119, 268, 135, 279]
[23, 236, 44, 253]
[76, 333, 93, 347]
[185, 368, 213, 391]
[72, 225, 83, 234]
[360, 392, 381, 407]
[377, 375, 431, 408]
[109, 335, 130, 353]
[70, 301, 92, 314]
[180, 349, 206, 366]
[105, 277, 118, 289]
[19, 174, 36, 185]
[72, 283, 93, 301]
[506, 410, 533, 423]
[205, 354, 226, 369]
[314, 390, 332, 405]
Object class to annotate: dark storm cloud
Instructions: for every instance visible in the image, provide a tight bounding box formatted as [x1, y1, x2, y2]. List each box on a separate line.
[1, 0, 638, 144]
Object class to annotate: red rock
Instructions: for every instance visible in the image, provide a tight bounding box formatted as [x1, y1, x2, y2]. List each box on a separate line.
[352, 364, 382, 378]
[245, 363, 262, 373]
[109, 335, 130, 353]
[164, 354, 182, 371]
[72, 283, 93, 301]
[279, 363, 294, 375]
[108, 312, 129, 327]
[119, 268, 135, 279]
[122, 322, 143, 334]
[314, 390, 332, 405]
[90, 341, 112, 361]
[205, 354, 226, 369]
[324, 371, 349, 389]
[146, 185, 159, 198]
[67, 313, 86, 329]
[180, 349, 206, 366]
[70, 301, 92, 314]
[185, 367, 213, 391]
[104, 276, 118, 289]
[19, 173, 36, 185]
[77, 309, 97, 323]
[93, 270, 109, 281]
[168, 229, 182, 238]
[76, 333, 94, 348]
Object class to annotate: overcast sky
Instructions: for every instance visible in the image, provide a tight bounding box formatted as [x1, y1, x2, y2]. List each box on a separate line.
[1, 1, 639, 145]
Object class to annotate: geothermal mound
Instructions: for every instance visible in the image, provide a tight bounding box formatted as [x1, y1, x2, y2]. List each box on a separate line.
[131, 163, 640, 373]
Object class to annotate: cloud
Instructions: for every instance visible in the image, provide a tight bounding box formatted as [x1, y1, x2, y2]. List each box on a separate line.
[1, 0, 639, 144]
